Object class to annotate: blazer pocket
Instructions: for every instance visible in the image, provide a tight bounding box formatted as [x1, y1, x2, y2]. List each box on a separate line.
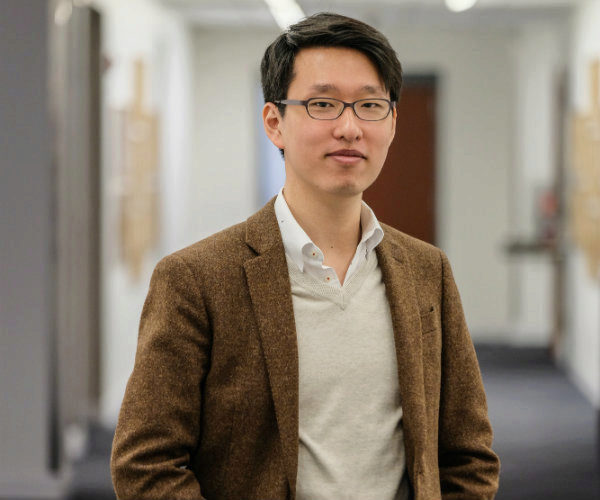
[420, 305, 440, 334]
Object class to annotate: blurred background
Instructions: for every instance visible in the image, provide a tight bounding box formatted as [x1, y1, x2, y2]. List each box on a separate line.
[1, 0, 599, 498]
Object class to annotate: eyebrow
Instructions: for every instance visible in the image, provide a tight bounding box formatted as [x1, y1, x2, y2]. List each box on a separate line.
[308, 83, 386, 95]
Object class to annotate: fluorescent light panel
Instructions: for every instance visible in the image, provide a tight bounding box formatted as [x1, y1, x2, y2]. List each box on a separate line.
[264, 0, 305, 30]
[445, 0, 478, 12]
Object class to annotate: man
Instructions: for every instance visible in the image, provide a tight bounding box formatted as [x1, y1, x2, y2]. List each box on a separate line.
[111, 12, 500, 500]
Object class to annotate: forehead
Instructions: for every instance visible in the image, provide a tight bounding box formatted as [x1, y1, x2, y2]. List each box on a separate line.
[289, 46, 386, 96]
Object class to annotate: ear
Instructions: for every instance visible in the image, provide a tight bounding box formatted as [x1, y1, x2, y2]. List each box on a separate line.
[262, 102, 285, 150]
[388, 105, 398, 146]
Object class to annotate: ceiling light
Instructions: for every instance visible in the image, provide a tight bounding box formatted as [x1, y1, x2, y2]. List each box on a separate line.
[445, 0, 478, 13]
[54, 0, 72, 25]
[263, 0, 305, 30]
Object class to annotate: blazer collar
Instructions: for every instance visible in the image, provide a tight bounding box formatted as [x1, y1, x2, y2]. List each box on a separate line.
[244, 197, 300, 496]
[243, 199, 426, 494]
[245, 197, 281, 255]
[376, 234, 427, 484]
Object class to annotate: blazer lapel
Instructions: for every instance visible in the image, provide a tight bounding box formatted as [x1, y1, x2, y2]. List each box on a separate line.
[376, 236, 427, 485]
[243, 199, 299, 496]
[241, 201, 427, 495]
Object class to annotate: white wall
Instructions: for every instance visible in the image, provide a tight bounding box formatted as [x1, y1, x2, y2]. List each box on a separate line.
[190, 27, 279, 238]
[509, 22, 569, 345]
[93, 0, 196, 425]
[0, 1, 65, 496]
[562, 0, 600, 407]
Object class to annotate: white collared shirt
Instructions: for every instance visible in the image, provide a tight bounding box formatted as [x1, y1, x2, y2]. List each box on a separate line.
[274, 188, 384, 287]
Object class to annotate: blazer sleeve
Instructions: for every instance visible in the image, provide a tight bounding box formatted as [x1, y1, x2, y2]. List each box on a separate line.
[438, 251, 500, 499]
[111, 253, 210, 500]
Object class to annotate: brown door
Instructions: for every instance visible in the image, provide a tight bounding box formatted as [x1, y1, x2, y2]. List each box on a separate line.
[363, 76, 437, 244]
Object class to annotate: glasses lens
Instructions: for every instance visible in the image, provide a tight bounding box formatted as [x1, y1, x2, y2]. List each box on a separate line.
[354, 99, 390, 121]
[306, 98, 343, 119]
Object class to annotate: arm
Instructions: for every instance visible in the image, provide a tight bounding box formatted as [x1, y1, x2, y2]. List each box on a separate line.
[438, 251, 500, 499]
[111, 253, 210, 500]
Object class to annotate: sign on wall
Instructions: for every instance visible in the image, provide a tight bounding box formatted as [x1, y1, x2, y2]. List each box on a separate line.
[109, 59, 160, 281]
[571, 59, 600, 280]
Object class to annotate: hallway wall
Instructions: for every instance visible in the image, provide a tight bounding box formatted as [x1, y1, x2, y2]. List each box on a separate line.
[190, 27, 278, 238]
[0, 1, 65, 496]
[562, 0, 600, 407]
[510, 22, 569, 345]
[94, 0, 197, 425]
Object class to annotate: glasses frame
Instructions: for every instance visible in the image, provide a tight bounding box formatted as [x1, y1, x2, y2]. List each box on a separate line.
[275, 97, 396, 121]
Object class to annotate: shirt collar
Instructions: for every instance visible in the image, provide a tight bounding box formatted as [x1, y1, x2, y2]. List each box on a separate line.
[274, 188, 384, 273]
[274, 189, 313, 272]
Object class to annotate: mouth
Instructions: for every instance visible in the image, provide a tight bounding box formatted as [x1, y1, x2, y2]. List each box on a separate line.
[326, 149, 367, 163]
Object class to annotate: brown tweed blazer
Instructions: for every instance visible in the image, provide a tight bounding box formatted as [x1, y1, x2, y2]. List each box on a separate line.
[111, 198, 500, 500]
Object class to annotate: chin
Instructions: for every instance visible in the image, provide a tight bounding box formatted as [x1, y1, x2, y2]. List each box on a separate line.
[327, 183, 364, 197]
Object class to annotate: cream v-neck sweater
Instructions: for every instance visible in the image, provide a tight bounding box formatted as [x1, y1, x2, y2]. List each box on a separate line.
[288, 250, 409, 500]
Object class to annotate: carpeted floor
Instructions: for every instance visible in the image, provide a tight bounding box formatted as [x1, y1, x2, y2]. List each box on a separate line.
[22, 345, 600, 500]
[477, 345, 600, 500]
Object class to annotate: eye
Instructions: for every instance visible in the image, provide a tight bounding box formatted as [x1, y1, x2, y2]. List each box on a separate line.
[310, 100, 335, 108]
[305, 98, 342, 119]
[359, 100, 385, 109]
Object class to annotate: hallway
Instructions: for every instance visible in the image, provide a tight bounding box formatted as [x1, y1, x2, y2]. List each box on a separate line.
[59, 346, 600, 500]
[4, 0, 600, 496]
[478, 345, 600, 500]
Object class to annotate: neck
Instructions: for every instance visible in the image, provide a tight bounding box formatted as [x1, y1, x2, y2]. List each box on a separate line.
[282, 183, 363, 257]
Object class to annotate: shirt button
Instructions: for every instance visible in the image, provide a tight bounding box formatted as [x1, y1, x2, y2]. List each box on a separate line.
[326, 276, 330, 281]
[312, 252, 316, 257]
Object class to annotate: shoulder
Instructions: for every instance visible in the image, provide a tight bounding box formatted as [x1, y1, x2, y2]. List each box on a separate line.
[380, 222, 445, 279]
[151, 199, 280, 289]
[155, 220, 253, 280]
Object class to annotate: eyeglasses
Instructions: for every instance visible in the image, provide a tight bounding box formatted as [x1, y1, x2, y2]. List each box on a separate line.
[275, 97, 395, 121]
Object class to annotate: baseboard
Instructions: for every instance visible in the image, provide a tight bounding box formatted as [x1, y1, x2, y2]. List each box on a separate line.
[597, 410, 600, 464]
[471, 326, 551, 347]
[565, 365, 600, 409]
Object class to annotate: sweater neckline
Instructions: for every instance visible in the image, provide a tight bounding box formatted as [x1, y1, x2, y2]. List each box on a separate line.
[285, 250, 379, 310]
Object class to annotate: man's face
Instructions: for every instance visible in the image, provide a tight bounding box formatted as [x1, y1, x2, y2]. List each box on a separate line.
[263, 46, 397, 200]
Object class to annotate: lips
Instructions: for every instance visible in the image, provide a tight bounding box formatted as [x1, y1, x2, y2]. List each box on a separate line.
[326, 149, 366, 159]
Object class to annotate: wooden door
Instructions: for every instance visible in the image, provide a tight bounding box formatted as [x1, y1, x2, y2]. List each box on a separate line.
[363, 76, 437, 244]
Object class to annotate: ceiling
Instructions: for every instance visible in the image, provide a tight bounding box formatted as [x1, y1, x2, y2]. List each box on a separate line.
[157, 0, 580, 28]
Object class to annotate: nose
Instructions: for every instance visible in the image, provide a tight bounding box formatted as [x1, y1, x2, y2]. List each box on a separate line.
[333, 105, 363, 142]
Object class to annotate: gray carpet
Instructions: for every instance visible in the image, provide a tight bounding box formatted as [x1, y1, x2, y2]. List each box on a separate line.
[477, 345, 600, 500]
[15, 345, 599, 500]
